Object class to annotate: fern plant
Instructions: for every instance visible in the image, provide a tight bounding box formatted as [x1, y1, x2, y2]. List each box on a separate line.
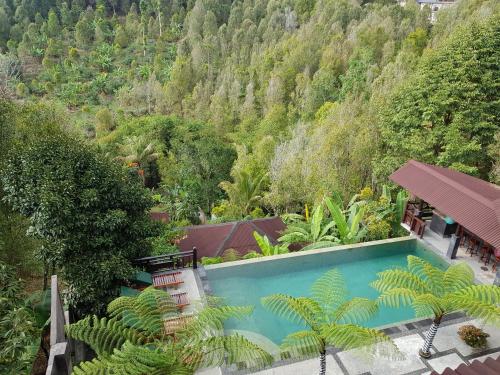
[253, 231, 289, 256]
[371, 255, 500, 358]
[262, 269, 401, 375]
[67, 287, 273, 374]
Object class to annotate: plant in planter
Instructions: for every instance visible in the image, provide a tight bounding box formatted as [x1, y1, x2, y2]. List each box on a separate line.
[458, 325, 489, 348]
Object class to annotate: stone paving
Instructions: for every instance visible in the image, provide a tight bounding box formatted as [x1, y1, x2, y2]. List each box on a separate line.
[216, 315, 500, 375]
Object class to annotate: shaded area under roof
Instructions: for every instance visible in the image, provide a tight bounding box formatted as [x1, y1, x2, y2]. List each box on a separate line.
[390, 160, 500, 249]
[176, 217, 287, 258]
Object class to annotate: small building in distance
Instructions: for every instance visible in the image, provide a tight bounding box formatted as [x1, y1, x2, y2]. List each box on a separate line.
[176, 217, 287, 258]
[398, 0, 456, 23]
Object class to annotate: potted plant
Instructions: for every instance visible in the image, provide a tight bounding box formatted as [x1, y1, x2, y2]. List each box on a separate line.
[458, 325, 490, 348]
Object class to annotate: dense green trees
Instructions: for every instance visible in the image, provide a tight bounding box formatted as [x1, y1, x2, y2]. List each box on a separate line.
[1, 0, 498, 218]
[1, 123, 159, 316]
[375, 14, 500, 181]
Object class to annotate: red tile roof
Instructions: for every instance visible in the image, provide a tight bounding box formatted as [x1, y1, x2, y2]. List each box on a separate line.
[431, 354, 500, 374]
[176, 217, 286, 258]
[390, 160, 500, 249]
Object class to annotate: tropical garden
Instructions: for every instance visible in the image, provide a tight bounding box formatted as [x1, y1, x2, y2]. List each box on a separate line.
[0, 0, 499, 373]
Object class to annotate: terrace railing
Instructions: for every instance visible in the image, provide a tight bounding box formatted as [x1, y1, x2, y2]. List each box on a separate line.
[135, 247, 198, 273]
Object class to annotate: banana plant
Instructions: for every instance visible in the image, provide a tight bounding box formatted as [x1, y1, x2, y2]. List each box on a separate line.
[278, 204, 338, 251]
[324, 197, 367, 244]
[253, 231, 289, 256]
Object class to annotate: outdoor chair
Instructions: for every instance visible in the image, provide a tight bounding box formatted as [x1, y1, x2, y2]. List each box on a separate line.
[466, 237, 479, 256]
[492, 248, 500, 272]
[479, 244, 493, 265]
[153, 271, 183, 289]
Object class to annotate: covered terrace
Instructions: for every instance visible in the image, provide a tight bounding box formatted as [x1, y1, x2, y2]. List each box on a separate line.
[390, 160, 500, 285]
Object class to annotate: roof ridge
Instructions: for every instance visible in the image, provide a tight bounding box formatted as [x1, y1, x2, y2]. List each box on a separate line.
[409, 160, 496, 210]
[215, 222, 238, 256]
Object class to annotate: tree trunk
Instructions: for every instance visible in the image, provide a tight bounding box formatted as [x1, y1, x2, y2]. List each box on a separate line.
[419, 315, 443, 358]
[319, 350, 326, 375]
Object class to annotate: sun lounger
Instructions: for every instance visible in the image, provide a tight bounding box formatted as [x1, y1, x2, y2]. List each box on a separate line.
[153, 271, 183, 288]
[163, 315, 192, 335]
[170, 292, 189, 310]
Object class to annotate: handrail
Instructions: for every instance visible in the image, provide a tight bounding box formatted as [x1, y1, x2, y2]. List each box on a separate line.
[135, 248, 198, 271]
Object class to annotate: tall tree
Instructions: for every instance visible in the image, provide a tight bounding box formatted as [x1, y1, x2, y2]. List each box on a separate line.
[1, 129, 159, 316]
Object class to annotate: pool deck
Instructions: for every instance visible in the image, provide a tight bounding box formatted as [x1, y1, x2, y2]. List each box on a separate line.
[194, 236, 500, 375]
[415, 225, 496, 285]
[212, 314, 500, 375]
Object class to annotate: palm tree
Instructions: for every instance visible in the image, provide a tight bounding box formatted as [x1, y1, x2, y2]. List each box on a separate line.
[371, 255, 500, 358]
[278, 204, 338, 250]
[262, 269, 401, 375]
[219, 169, 267, 217]
[116, 135, 162, 186]
[253, 231, 289, 256]
[67, 287, 272, 374]
[324, 197, 367, 244]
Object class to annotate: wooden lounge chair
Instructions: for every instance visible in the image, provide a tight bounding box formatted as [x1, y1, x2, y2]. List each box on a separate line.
[163, 315, 193, 335]
[171, 292, 190, 310]
[492, 248, 500, 272]
[153, 271, 183, 289]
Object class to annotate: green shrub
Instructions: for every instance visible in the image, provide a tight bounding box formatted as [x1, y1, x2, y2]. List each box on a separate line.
[242, 251, 262, 259]
[201, 257, 223, 265]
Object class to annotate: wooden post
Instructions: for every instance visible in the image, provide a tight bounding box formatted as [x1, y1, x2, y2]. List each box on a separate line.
[192, 247, 198, 269]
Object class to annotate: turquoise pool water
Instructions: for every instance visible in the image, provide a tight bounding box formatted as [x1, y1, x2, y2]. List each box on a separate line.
[205, 239, 448, 345]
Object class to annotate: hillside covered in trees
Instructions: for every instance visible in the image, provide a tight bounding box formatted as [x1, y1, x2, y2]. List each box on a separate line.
[0, 0, 499, 371]
[1, 0, 498, 222]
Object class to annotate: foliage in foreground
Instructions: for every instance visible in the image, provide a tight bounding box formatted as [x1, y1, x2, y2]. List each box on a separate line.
[372, 256, 500, 357]
[0, 262, 46, 374]
[262, 269, 402, 373]
[66, 287, 273, 374]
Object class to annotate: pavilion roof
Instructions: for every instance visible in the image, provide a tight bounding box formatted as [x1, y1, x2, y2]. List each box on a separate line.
[390, 160, 500, 249]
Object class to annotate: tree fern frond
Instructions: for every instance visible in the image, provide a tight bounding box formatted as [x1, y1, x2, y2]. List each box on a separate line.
[65, 316, 148, 356]
[446, 294, 500, 326]
[333, 298, 379, 324]
[377, 288, 419, 309]
[181, 334, 273, 370]
[411, 294, 445, 318]
[310, 268, 348, 313]
[182, 305, 254, 339]
[72, 341, 185, 375]
[108, 287, 178, 337]
[371, 269, 429, 294]
[407, 256, 444, 296]
[442, 263, 475, 293]
[280, 330, 324, 358]
[261, 295, 321, 327]
[320, 323, 400, 359]
[450, 285, 500, 305]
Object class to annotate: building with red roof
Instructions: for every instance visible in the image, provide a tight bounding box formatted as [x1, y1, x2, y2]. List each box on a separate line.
[176, 217, 287, 258]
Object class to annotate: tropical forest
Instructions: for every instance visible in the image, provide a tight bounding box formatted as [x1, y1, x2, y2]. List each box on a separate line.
[0, 0, 499, 373]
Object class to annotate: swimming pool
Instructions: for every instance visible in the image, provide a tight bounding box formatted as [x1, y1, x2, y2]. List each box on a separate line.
[205, 238, 448, 345]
